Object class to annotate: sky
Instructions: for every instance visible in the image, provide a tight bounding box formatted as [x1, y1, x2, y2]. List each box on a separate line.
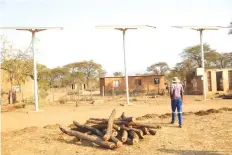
[0, 0, 232, 76]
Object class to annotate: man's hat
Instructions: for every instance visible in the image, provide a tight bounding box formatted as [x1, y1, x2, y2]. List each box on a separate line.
[172, 77, 180, 83]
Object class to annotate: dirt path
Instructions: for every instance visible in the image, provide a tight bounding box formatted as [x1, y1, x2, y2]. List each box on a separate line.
[2, 96, 232, 132]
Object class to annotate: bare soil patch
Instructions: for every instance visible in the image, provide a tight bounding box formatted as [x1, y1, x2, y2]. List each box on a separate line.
[2, 108, 232, 155]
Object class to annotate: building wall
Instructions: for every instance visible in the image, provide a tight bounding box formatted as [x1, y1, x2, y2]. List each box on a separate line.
[100, 75, 165, 94]
[206, 68, 232, 94]
[186, 68, 232, 96]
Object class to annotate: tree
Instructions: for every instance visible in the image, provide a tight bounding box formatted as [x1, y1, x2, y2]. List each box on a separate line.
[1, 35, 32, 90]
[213, 52, 232, 68]
[51, 67, 68, 87]
[99, 70, 107, 78]
[64, 60, 103, 88]
[229, 21, 232, 35]
[147, 62, 169, 75]
[113, 72, 123, 77]
[181, 43, 215, 68]
[63, 62, 85, 86]
[169, 60, 195, 81]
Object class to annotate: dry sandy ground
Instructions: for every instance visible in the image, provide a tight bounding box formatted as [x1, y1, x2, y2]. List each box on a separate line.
[1, 96, 232, 155]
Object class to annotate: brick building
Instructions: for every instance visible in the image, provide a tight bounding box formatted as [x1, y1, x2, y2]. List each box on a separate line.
[186, 68, 232, 95]
[99, 74, 166, 95]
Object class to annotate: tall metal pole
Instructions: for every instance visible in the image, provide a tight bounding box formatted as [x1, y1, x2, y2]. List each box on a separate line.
[122, 29, 130, 105]
[200, 29, 206, 100]
[32, 31, 39, 111]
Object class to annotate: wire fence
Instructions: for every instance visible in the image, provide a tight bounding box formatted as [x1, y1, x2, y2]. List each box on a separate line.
[1, 86, 169, 105]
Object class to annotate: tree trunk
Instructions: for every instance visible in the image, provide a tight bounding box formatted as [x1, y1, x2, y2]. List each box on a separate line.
[73, 121, 104, 137]
[103, 109, 116, 141]
[120, 112, 136, 122]
[120, 125, 144, 139]
[59, 126, 116, 149]
[91, 124, 120, 131]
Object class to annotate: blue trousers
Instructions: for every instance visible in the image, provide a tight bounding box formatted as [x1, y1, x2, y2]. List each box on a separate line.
[171, 98, 183, 125]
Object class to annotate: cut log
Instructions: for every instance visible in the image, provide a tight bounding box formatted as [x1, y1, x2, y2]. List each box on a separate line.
[129, 122, 161, 129]
[85, 131, 92, 135]
[120, 112, 126, 119]
[148, 129, 157, 135]
[112, 130, 118, 137]
[128, 131, 139, 144]
[110, 136, 123, 147]
[70, 127, 88, 133]
[120, 112, 136, 122]
[73, 121, 104, 137]
[125, 137, 133, 145]
[86, 120, 107, 124]
[87, 120, 129, 126]
[120, 125, 144, 139]
[113, 124, 121, 131]
[103, 109, 116, 141]
[142, 127, 150, 135]
[102, 128, 107, 134]
[121, 130, 128, 142]
[89, 118, 108, 121]
[87, 120, 161, 129]
[92, 124, 120, 131]
[123, 116, 136, 122]
[59, 126, 116, 149]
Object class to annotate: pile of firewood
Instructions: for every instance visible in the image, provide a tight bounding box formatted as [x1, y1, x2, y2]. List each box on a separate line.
[59, 109, 161, 150]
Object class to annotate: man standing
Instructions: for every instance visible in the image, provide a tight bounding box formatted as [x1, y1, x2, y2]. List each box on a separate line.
[170, 77, 184, 128]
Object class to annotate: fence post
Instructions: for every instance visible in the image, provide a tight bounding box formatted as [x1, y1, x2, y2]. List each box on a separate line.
[112, 87, 114, 99]
[147, 84, 149, 94]
[76, 84, 80, 107]
[102, 86, 105, 100]
[53, 88, 55, 102]
[21, 88, 24, 102]
[90, 86, 93, 99]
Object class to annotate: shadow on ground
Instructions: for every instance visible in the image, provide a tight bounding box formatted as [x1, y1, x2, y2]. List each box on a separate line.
[157, 148, 232, 155]
[56, 137, 111, 150]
